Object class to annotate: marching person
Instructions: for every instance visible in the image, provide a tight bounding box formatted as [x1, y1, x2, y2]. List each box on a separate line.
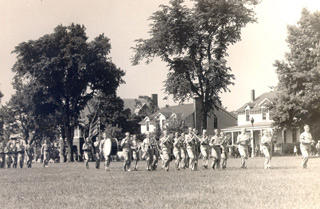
[210, 129, 222, 170]
[180, 132, 188, 169]
[100, 132, 112, 171]
[151, 134, 160, 171]
[12, 141, 18, 168]
[236, 128, 250, 169]
[142, 132, 154, 171]
[261, 129, 273, 169]
[220, 131, 229, 169]
[160, 130, 171, 171]
[4, 142, 13, 168]
[17, 140, 25, 168]
[193, 128, 200, 171]
[186, 127, 196, 171]
[300, 124, 315, 169]
[26, 141, 34, 168]
[93, 137, 101, 169]
[199, 129, 210, 169]
[173, 132, 182, 170]
[131, 135, 140, 171]
[0, 141, 5, 168]
[41, 139, 51, 168]
[82, 137, 92, 169]
[121, 132, 132, 172]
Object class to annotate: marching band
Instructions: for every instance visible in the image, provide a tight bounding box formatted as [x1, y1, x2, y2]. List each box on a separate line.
[1, 125, 318, 171]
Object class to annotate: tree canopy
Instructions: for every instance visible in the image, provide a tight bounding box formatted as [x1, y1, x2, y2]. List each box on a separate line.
[12, 23, 125, 161]
[132, 0, 258, 129]
[270, 9, 320, 135]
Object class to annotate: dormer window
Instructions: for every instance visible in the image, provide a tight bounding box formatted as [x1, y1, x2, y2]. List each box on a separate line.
[245, 109, 250, 121]
[262, 107, 267, 120]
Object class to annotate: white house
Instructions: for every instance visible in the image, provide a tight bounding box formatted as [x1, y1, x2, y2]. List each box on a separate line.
[222, 90, 300, 155]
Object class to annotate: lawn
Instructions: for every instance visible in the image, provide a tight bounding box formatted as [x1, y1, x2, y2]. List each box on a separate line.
[1, 156, 320, 209]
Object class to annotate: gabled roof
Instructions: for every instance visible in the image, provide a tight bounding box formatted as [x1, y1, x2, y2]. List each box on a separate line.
[236, 91, 276, 113]
[149, 104, 195, 121]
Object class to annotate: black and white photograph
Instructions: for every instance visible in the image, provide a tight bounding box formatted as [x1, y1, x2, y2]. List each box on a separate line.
[1, 0, 320, 208]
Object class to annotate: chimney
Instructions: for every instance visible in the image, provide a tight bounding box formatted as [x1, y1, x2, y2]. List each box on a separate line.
[251, 90, 255, 102]
[193, 97, 202, 133]
[152, 94, 158, 107]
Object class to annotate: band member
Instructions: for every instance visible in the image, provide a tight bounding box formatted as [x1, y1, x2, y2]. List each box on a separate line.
[12, 141, 18, 168]
[220, 132, 229, 169]
[4, 142, 13, 168]
[41, 139, 51, 167]
[142, 132, 154, 171]
[173, 132, 182, 170]
[193, 128, 200, 170]
[236, 128, 250, 169]
[261, 129, 273, 169]
[17, 140, 25, 168]
[300, 125, 315, 169]
[186, 127, 197, 171]
[121, 132, 132, 172]
[0, 141, 5, 168]
[131, 135, 140, 171]
[151, 134, 160, 171]
[199, 129, 210, 169]
[180, 132, 188, 169]
[93, 137, 101, 169]
[100, 132, 112, 171]
[160, 130, 171, 171]
[26, 141, 34, 168]
[210, 129, 222, 170]
[82, 137, 92, 169]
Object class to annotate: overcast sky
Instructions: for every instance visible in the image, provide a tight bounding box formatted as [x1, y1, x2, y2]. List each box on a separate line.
[1, 0, 320, 111]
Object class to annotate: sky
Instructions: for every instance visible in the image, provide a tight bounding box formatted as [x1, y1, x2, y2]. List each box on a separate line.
[1, 0, 320, 111]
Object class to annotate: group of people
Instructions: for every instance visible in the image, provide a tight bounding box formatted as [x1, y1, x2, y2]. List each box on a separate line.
[0, 134, 54, 169]
[84, 124, 318, 172]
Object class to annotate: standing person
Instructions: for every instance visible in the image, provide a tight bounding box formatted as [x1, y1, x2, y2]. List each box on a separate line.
[41, 139, 51, 168]
[4, 142, 13, 168]
[142, 132, 154, 171]
[26, 142, 34, 168]
[220, 132, 229, 169]
[160, 130, 171, 171]
[17, 140, 25, 168]
[316, 141, 320, 157]
[193, 128, 200, 171]
[0, 141, 5, 168]
[173, 132, 182, 170]
[210, 129, 222, 170]
[121, 132, 132, 172]
[186, 127, 196, 171]
[82, 137, 92, 169]
[12, 142, 18, 168]
[151, 134, 160, 171]
[131, 135, 140, 171]
[199, 129, 210, 170]
[236, 128, 250, 169]
[300, 124, 315, 169]
[261, 129, 273, 169]
[293, 145, 298, 156]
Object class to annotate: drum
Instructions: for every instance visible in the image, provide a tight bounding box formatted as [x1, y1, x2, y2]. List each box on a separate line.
[104, 138, 118, 156]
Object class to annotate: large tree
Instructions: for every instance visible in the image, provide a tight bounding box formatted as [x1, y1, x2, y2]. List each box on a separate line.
[12, 24, 125, 161]
[132, 0, 258, 129]
[270, 8, 320, 136]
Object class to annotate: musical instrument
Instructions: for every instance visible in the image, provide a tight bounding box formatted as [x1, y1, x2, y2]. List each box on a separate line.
[103, 138, 118, 156]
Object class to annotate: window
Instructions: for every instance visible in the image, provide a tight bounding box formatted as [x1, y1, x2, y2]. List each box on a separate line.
[146, 121, 149, 131]
[214, 117, 218, 129]
[262, 108, 267, 120]
[292, 128, 297, 143]
[246, 110, 250, 121]
[283, 129, 287, 143]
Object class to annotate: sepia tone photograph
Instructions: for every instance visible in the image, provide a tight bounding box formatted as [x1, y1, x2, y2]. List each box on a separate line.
[0, 0, 320, 208]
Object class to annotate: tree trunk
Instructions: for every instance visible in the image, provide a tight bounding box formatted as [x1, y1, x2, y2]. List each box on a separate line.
[202, 109, 207, 130]
[66, 126, 74, 162]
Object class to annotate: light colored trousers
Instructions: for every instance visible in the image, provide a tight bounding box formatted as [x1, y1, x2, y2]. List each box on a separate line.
[200, 145, 209, 167]
[211, 146, 221, 169]
[238, 145, 248, 168]
[262, 145, 272, 169]
[300, 144, 311, 168]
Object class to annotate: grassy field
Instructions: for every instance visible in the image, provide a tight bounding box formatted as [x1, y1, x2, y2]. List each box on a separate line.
[1, 156, 320, 209]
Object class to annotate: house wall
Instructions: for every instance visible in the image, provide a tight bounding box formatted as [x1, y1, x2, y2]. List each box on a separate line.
[238, 111, 272, 126]
[206, 111, 237, 135]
